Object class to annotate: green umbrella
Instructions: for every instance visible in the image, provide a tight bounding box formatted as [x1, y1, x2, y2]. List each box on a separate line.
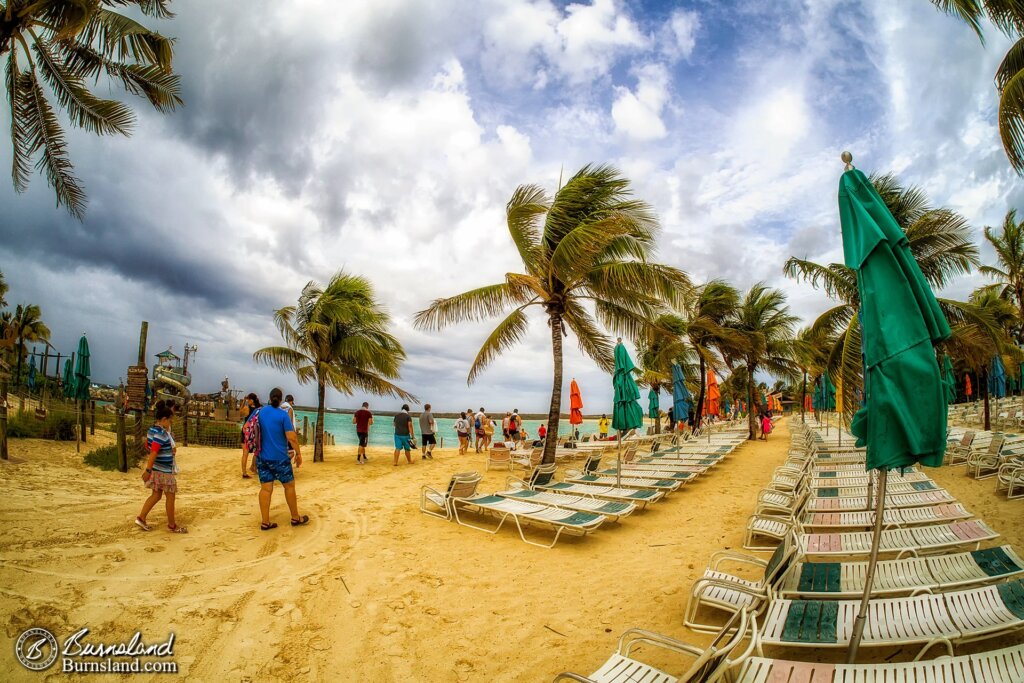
[62, 358, 76, 398]
[612, 340, 643, 487]
[74, 335, 91, 401]
[838, 159, 951, 661]
[942, 355, 956, 404]
[647, 388, 659, 420]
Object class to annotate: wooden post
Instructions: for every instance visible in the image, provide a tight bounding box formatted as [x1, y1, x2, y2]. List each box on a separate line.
[89, 400, 95, 435]
[303, 415, 309, 445]
[116, 384, 127, 472]
[133, 322, 149, 458]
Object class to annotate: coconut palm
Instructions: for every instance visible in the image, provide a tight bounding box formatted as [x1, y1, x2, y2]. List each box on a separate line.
[791, 326, 832, 423]
[5, 303, 50, 386]
[929, 1, 1024, 173]
[980, 208, 1024, 340]
[635, 313, 691, 434]
[415, 164, 691, 465]
[1, 0, 183, 217]
[254, 271, 413, 463]
[785, 172, 980, 422]
[728, 284, 799, 440]
[684, 280, 746, 427]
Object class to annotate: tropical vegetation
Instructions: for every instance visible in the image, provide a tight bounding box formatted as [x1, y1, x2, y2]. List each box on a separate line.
[254, 271, 413, 463]
[415, 164, 691, 465]
[1, 0, 183, 217]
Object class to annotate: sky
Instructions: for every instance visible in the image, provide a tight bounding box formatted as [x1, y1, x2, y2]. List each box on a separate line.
[1, 0, 1022, 413]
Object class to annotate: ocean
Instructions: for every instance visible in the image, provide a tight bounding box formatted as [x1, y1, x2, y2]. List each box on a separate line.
[293, 410, 606, 447]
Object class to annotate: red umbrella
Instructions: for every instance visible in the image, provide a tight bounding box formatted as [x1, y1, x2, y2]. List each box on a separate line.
[569, 379, 583, 426]
[965, 373, 973, 398]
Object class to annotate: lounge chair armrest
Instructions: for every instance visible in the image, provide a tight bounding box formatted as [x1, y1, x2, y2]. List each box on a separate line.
[617, 628, 706, 658]
[552, 674, 597, 683]
[420, 484, 444, 496]
[708, 549, 768, 570]
[504, 476, 529, 490]
[691, 577, 768, 599]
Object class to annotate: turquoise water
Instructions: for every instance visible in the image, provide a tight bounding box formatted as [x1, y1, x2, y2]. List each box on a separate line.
[294, 410, 603, 447]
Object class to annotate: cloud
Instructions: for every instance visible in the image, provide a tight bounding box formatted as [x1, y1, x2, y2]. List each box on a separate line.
[611, 63, 671, 141]
[661, 9, 700, 61]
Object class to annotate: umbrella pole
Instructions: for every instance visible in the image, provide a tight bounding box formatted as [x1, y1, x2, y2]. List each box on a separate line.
[616, 430, 622, 489]
[847, 468, 887, 662]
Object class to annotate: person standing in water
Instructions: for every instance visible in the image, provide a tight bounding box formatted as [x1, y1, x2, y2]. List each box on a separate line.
[419, 404, 437, 459]
[255, 388, 308, 530]
[454, 411, 470, 454]
[352, 401, 373, 464]
[136, 401, 187, 533]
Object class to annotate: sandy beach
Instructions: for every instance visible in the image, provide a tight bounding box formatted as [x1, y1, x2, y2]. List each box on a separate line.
[1, 418, 1022, 681]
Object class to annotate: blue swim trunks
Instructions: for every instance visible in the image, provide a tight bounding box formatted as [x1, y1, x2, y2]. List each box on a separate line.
[257, 457, 295, 484]
[394, 435, 412, 450]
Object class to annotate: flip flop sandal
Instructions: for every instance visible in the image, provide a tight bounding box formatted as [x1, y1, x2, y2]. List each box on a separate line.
[260, 522, 278, 531]
[290, 515, 310, 527]
[135, 517, 151, 531]
[242, 474, 251, 479]
[168, 525, 188, 534]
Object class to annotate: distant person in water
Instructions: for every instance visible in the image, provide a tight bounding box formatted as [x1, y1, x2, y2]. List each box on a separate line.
[538, 423, 547, 441]
[136, 401, 186, 533]
[240, 393, 261, 478]
[393, 404, 416, 465]
[454, 411, 470, 454]
[419, 404, 436, 459]
[352, 401, 373, 464]
[255, 388, 308, 530]
[598, 414, 610, 439]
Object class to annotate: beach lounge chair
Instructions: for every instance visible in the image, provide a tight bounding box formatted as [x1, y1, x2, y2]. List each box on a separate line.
[564, 472, 683, 492]
[734, 643, 1024, 682]
[498, 465, 637, 521]
[996, 460, 1024, 499]
[797, 502, 973, 531]
[511, 447, 543, 473]
[485, 445, 513, 471]
[553, 609, 748, 683]
[797, 519, 999, 559]
[806, 488, 957, 511]
[419, 472, 485, 521]
[757, 578, 1024, 651]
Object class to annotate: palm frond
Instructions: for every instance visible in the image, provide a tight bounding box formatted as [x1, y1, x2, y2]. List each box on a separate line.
[505, 183, 549, 276]
[80, 8, 174, 70]
[585, 261, 692, 309]
[782, 258, 858, 303]
[467, 307, 530, 384]
[562, 300, 614, 372]
[906, 209, 980, 286]
[998, 66, 1024, 174]
[414, 281, 535, 330]
[6, 54, 30, 192]
[996, 36, 1024, 91]
[253, 346, 313, 377]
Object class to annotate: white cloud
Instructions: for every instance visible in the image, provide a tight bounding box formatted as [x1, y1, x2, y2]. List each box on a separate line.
[611, 64, 671, 141]
[661, 9, 699, 60]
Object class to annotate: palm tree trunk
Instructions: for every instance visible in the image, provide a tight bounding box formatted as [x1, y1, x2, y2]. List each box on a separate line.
[653, 384, 661, 434]
[15, 334, 24, 387]
[314, 379, 326, 462]
[542, 313, 564, 466]
[695, 355, 706, 430]
[982, 367, 991, 432]
[801, 371, 807, 424]
[747, 363, 757, 440]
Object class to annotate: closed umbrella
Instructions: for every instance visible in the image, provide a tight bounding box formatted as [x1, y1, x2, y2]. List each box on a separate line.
[705, 370, 720, 417]
[569, 378, 583, 441]
[965, 373, 973, 399]
[838, 158, 951, 661]
[990, 355, 1007, 399]
[647, 388, 660, 425]
[823, 372, 836, 410]
[941, 355, 956, 404]
[671, 363, 691, 429]
[612, 340, 644, 487]
[27, 355, 36, 390]
[62, 358, 75, 399]
[74, 335, 91, 451]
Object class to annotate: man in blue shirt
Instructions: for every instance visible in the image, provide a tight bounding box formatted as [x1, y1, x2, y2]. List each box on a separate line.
[255, 387, 308, 530]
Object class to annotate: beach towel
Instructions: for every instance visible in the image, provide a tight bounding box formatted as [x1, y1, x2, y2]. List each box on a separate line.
[243, 408, 263, 455]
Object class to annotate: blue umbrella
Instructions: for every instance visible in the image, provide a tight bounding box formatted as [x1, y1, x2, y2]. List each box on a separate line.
[990, 354, 1007, 399]
[27, 355, 36, 389]
[671, 363, 692, 426]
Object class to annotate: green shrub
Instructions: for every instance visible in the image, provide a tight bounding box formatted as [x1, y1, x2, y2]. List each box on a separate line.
[84, 444, 121, 470]
[6, 414, 41, 438]
[42, 415, 77, 441]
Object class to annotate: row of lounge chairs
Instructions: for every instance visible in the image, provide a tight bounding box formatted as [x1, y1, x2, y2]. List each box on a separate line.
[419, 422, 749, 548]
[945, 428, 1024, 499]
[553, 420, 1024, 682]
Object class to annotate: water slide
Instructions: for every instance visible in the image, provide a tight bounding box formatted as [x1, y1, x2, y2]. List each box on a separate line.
[153, 366, 191, 399]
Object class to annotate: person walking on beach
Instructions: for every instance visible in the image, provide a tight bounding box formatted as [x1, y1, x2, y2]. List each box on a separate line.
[393, 404, 416, 465]
[482, 412, 495, 451]
[509, 409, 521, 445]
[419, 404, 437, 459]
[254, 388, 308, 530]
[454, 411, 470, 454]
[281, 393, 298, 458]
[598, 414, 609, 440]
[240, 393, 261, 478]
[760, 410, 773, 441]
[352, 401, 373, 464]
[501, 412, 511, 441]
[136, 401, 187, 533]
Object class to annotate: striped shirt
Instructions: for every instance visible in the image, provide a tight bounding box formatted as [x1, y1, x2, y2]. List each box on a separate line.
[147, 425, 176, 473]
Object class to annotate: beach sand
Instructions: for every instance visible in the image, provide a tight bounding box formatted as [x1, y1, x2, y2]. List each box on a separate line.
[1, 418, 1022, 681]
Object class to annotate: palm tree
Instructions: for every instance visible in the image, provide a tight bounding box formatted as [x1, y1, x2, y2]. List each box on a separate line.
[7, 303, 49, 386]
[254, 271, 413, 462]
[791, 327, 830, 423]
[784, 172, 980, 421]
[415, 164, 691, 465]
[0, 269, 7, 308]
[980, 208, 1024, 340]
[684, 280, 745, 428]
[635, 313, 690, 434]
[1, 0, 183, 217]
[929, 1, 1024, 173]
[728, 284, 799, 440]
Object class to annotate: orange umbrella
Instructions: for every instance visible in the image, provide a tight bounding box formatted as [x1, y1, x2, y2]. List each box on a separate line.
[569, 379, 583, 425]
[965, 373, 973, 398]
[705, 370, 721, 416]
